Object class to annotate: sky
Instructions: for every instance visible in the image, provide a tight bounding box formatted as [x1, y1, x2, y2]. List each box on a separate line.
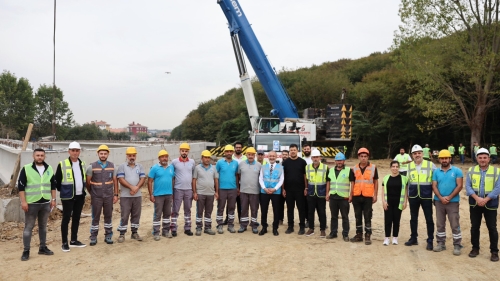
[0, 0, 402, 130]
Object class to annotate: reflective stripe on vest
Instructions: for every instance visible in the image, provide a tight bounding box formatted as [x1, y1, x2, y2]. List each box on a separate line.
[383, 174, 408, 210]
[24, 164, 53, 204]
[352, 164, 375, 197]
[328, 167, 350, 198]
[408, 160, 433, 199]
[262, 163, 282, 195]
[59, 159, 86, 200]
[306, 163, 327, 197]
[467, 165, 499, 210]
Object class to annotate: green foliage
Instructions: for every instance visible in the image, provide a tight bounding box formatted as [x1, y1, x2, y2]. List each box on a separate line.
[0, 71, 35, 136]
[33, 84, 74, 138]
[65, 123, 106, 140]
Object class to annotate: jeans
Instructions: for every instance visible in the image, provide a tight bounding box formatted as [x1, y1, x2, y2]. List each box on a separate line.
[23, 203, 50, 251]
[409, 197, 434, 242]
[460, 154, 465, 164]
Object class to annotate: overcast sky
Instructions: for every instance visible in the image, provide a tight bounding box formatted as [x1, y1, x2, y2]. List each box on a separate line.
[0, 0, 401, 130]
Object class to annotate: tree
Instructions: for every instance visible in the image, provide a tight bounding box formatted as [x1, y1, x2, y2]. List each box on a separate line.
[395, 0, 500, 146]
[33, 84, 74, 138]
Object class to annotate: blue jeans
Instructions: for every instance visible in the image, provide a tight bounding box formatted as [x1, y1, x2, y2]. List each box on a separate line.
[23, 203, 50, 251]
[460, 154, 465, 164]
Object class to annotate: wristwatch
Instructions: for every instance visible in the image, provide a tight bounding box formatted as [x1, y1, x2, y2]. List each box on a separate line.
[51, 199, 56, 201]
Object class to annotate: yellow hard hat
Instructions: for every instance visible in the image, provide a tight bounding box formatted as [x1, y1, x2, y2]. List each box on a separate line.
[179, 143, 190, 150]
[224, 144, 235, 151]
[245, 147, 256, 154]
[438, 149, 452, 158]
[158, 149, 168, 157]
[126, 147, 137, 155]
[201, 150, 212, 157]
[97, 144, 110, 152]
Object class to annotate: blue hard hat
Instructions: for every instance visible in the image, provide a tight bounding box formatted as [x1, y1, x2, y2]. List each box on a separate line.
[335, 152, 346, 161]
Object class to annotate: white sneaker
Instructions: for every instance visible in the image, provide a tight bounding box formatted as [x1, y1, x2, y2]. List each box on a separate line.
[392, 237, 398, 245]
[383, 237, 390, 246]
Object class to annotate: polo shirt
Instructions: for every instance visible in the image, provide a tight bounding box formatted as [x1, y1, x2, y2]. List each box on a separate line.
[172, 157, 195, 190]
[238, 160, 262, 194]
[232, 154, 247, 164]
[216, 158, 239, 189]
[432, 165, 463, 202]
[193, 164, 218, 195]
[148, 164, 175, 196]
[116, 162, 145, 198]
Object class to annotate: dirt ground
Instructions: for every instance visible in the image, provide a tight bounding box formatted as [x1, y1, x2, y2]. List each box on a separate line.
[1, 159, 499, 280]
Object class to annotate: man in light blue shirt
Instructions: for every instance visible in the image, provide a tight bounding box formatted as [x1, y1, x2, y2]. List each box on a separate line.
[215, 145, 239, 234]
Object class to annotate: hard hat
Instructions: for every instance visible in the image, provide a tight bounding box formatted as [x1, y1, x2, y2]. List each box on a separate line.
[476, 148, 490, 156]
[126, 147, 137, 154]
[201, 150, 212, 157]
[335, 152, 346, 161]
[68, 141, 81, 150]
[311, 149, 322, 157]
[97, 144, 109, 152]
[438, 149, 452, 158]
[179, 143, 190, 150]
[245, 147, 256, 154]
[158, 149, 168, 157]
[257, 149, 264, 155]
[357, 147, 370, 155]
[224, 144, 235, 151]
[411, 144, 423, 153]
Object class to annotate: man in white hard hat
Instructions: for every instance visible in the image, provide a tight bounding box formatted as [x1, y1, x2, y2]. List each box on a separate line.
[55, 142, 87, 252]
[304, 149, 329, 238]
[405, 144, 437, 251]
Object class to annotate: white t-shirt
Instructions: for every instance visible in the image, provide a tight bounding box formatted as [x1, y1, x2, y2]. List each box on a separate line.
[72, 161, 84, 195]
[393, 153, 412, 172]
[303, 156, 312, 165]
[36, 165, 45, 177]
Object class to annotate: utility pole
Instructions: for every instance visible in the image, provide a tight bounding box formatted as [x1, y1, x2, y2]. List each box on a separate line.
[52, 0, 57, 136]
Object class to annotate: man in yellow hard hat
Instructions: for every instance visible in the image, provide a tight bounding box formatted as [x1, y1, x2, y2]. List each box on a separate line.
[171, 142, 196, 236]
[432, 149, 464, 255]
[238, 147, 262, 234]
[193, 150, 219, 236]
[232, 142, 247, 225]
[148, 150, 175, 240]
[116, 147, 146, 242]
[216, 144, 239, 234]
[86, 144, 118, 246]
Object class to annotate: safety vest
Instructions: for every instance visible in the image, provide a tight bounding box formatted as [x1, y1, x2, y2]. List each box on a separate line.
[423, 148, 431, 158]
[59, 158, 86, 200]
[261, 163, 282, 195]
[458, 146, 465, 155]
[352, 163, 376, 197]
[24, 164, 53, 204]
[467, 165, 499, 210]
[89, 161, 115, 198]
[395, 154, 410, 170]
[328, 166, 350, 198]
[383, 174, 408, 210]
[490, 146, 497, 156]
[448, 146, 455, 154]
[407, 160, 433, 199]
[306, 163, 327, 197]
[474, 146, 480, 153]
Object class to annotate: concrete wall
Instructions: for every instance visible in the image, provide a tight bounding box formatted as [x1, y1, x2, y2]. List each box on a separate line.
[0, 145, 20, 184]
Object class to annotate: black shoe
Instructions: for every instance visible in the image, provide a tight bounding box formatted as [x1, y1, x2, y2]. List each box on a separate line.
[259, 228, 268, 236]
[273, 229, 279, 236]
[426, 241, 433, 251]
[172, 231, 178, 237]
[326, 232, 337, 239]
[61, 243, 70, 252]
[38, 246, 54, 255]
[298, 228, 305, 235]
[21, 250, 29, 261]
[285, 227, 294, 234]
[404, 238, 418, 246]
[184, 230, 193, 236]
[69, 240, 86, 248]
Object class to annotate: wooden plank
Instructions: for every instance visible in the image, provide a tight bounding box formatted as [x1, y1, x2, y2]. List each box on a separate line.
[8, 123, 33, 192]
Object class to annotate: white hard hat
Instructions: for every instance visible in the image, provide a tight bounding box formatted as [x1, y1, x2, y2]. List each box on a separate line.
[68, 141, 81, 150]
[476, 148, 490, 156]
[411, 144, 423, 153]
[311, 149, 322, 157]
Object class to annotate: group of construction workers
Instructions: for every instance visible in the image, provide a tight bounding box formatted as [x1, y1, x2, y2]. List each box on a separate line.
[18, 141, 499, 263]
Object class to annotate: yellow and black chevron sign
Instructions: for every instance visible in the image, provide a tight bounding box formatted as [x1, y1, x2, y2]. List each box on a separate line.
[315, 147, 343, 157]
[207, 146, 252, 157]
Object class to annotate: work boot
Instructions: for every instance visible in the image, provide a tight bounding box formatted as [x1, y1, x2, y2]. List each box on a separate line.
[326, 232, 337, 239]
[184, 230, 194, 236]
[238, 227, 247, 233]
[306, 229, 315, 237]
[468, 248, 479, 258]
[491, 252, 499, 262]
[172, 231, 178, 237]
[196, 228, 202, 236]
[433, 243, 446, 252]
[227, 226, 236, 233]
[162, 232, 173, 238]
[154, 235, 160, 241]
[90, 238, 97, 246]
[38, 246, 54, 255]
[104, 236, 114, 244]
[131, 232, 143, 241]
[217, 225, 224, 234]
[252, 227, 259, 234]
[404, 238, 418, 246]
[365, 233, 372, 245]
[21, 250, 29, 261]
[204, 229, 216, 235]
[298, 228, 306, 235]
[285, 227, 294, 234]
[117, 235, 125, 243]
[350, 233, 363, 243]
[453, 245, 462, 256]
[343, 236, 349, 242]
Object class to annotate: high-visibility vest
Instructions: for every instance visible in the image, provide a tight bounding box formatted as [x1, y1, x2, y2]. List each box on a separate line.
[467, 165, 499, 210]
[395, 154, 410, 170]
[458, 146, 465, 155]
[306, 163, 327, 197]
[490, 146, 497, 156]
[448, 146, 455, 154]
[408, 160, 433, 199]
[261, 163, 282, 195]
[352, 163, 375, 197]
[89, 161, 115, 198]
[383, 174, 408, 210]
[59, 159, 86, 200]
[474, 146, 480, 153]
[24, 164, 53, 204]
[423, 148, 431, 158]
[328, 167, 350, 198]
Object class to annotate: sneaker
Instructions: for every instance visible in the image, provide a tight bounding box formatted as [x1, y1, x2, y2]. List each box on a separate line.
[61, 243, 70, 252]
[69, 241, 86, 248]
[343, 236, 349, 242]
[433, 243, 446, 252]
[196, 229, 202, 236]
[320, 230, 326, 238]
[90, 238, 97, 246]
[392, 237, 398, 245]
[204, 229, 216, 235]
[298, 228, 306, 235]
[38, 246, 54, 255]
[285, 227, 294, 234]
[162, 232, 173, 238]
[404, 238, 418, 246]
[468, 248, 479, 258]
[131, 233, 143, 241]
[217, 225, 224, 234]
[453, 245, 462, 256]
[252, 227, 259, 234]
[383, 238, 390, 246]
[117, 235, 125, 243]
[154, 235, 160, 241]
[184, 230, 194, 236]
[306, 229, 315, 237]
[238, 227, 247, 233]
[104, 236, 113, 244]
[227, 226, 236, 233]
[172, 231, 178, 237]
[326, 232, 337, 239]
[21, 250, 29, 261]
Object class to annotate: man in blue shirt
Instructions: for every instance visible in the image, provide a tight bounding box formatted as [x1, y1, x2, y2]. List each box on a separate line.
[465, 148, 500, 262]
[215, 145, 239, 234]
[432, 149, 463, 256]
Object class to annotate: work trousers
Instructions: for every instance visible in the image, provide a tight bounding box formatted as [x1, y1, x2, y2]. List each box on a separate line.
[225, 195, 241, 223]
[23, 203, 50, 251]
[240, 193, 259, 229]
[329, 199, 350, 237]
[61, 194, 85, 244]
[409, 197, 434, 242]
[384, 199, 402, 237]
[260, 193, 280, 230]
[435, 201, 462, 245]
[285, 188, 306, 229]
[117, 197, 141, 235]
[171, 189, 193, 232]
[217, 189, 237, 227]
[153, 195, 172, 235]
[470, 206, 499, 253]
[196, 194, 214, 229]
[307, 196, 326, 230]
[90, 195, 114, 239]
[352, 195, 373, 234]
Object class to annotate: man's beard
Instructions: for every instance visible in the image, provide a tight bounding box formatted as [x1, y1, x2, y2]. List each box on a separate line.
[304, 151, 311, 157]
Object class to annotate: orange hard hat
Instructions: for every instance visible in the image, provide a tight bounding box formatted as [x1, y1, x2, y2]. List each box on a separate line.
[357, 147, 370, 155]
